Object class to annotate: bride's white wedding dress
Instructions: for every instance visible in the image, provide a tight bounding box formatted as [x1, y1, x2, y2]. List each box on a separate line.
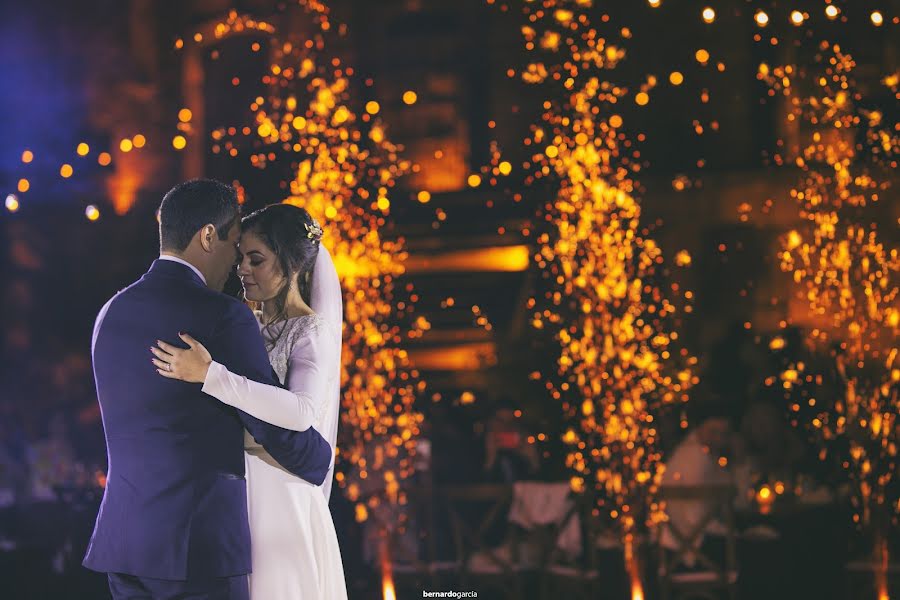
[200, 244, 348, 599]
[203, 312, 348, 599]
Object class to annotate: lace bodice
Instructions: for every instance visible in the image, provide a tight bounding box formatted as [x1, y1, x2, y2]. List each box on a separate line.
[216, 311, 335, 454]
[257, 312, 326, 384]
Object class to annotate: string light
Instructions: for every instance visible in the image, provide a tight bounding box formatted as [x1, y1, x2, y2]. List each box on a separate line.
[5, 194, 19, 212]
[402, 91, 417, 105]
[172, 135, 186, 150]
[132, 134, 146, 148]
[791, 11, 805, 26]
[754, 10, 769, 27]
[701, 7, 715, 24]
[17, 179, 29, 193]
[870, 11, 884, 26]
[76, 142, 90, 156]
[60, 164, 73, 178]
[21, 150, 33, 163]
[85, 205, 100, 221]
[825, 5, 839, 20]
[119, 139, 133, 153]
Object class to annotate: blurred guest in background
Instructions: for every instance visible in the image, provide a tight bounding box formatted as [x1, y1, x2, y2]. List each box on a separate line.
[0, 403, 29, 508]
[740, 401, 804, 483]
[484, 398, 539, 484]
[26, 411, 77, 502]
[660, 403, 735, 566]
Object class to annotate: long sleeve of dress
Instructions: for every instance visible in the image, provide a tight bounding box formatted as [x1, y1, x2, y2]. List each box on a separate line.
[202, 325, 330, 433]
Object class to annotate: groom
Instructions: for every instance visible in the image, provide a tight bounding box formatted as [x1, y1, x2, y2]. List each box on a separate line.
[83, 179, 333, 599]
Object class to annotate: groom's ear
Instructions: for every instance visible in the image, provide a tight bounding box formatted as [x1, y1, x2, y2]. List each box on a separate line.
[198, 224, 217, 252]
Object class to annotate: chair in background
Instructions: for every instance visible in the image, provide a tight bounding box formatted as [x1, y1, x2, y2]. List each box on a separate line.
[390, 484, 459, 593]
[538, 491, 602, 600]
[656, 484, 738, 600]
[442, 483, 527, 599]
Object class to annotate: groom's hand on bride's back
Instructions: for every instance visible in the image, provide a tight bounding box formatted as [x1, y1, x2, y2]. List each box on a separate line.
[208, 298, 332, 485]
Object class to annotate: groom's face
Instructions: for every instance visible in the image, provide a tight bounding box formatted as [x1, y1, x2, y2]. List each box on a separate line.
[207, 219, 241, 291]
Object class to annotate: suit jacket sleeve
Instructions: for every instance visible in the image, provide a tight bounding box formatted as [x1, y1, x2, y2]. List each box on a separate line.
[209, 300, 332, 485]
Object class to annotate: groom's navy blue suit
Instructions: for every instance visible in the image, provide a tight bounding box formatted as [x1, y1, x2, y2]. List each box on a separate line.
[83, 259, 332, 596]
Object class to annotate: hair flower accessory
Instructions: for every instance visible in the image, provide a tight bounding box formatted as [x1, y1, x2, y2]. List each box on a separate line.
[304, 220, 324, 243]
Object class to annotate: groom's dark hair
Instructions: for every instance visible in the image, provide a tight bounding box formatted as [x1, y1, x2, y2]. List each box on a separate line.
[158, 179, 240, 252]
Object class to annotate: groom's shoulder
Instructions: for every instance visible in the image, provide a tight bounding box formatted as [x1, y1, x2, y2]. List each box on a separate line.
[177, 285, 255, 327]
[109, 274, 246, 319]
[214, 293, 258, 326]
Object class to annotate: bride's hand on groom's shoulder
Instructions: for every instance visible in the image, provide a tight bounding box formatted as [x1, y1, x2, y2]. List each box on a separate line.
[151, 333, 212, 384]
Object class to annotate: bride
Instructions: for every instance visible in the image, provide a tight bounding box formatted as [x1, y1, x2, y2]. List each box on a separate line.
[152, 203, 348, 599]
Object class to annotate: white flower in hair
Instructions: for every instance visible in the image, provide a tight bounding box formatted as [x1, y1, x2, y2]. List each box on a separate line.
[304, 219, 324, 243]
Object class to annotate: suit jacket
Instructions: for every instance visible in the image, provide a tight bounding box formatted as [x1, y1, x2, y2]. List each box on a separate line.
[82, 259, 333, 579]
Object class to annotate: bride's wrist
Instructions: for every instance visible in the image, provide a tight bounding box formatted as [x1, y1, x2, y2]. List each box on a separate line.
[199, 360, 212, 383]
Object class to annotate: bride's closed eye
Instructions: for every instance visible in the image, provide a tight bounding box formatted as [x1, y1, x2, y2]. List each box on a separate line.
[245, 250, 265, 266]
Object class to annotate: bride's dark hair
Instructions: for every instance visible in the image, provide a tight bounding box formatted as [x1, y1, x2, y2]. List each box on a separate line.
[241, 203, 323, 346]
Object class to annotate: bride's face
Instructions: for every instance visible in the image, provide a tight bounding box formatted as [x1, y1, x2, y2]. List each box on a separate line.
[236, 231, 287, 303]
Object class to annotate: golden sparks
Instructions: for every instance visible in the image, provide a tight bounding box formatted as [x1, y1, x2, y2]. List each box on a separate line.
[211, 0, 425, 530]
[764, 44, 899, 529]
[509, 0, 697, 544]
